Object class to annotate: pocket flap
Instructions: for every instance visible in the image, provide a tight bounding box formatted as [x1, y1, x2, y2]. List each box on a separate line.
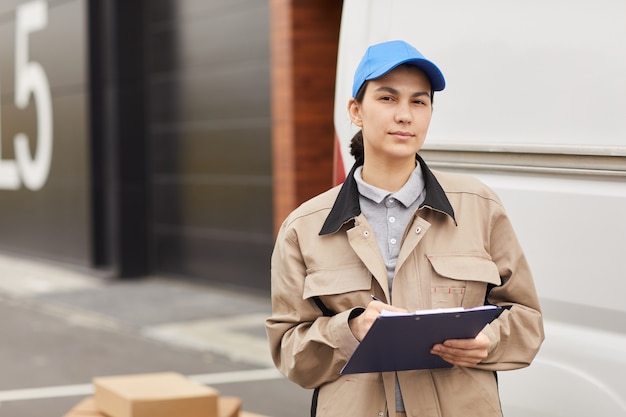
[426, 254, 501, 286]
[303, 264, 372, 299]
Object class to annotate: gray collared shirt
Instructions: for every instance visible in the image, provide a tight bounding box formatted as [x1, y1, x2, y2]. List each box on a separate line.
[354, 164, 427, 413]
[354, 164, 426, 295]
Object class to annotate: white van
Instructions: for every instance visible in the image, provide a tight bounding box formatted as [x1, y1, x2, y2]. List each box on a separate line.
[333, 1, 626, 415]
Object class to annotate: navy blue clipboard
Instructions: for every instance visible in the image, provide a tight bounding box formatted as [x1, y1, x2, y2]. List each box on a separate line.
[341, 305, 504, 374]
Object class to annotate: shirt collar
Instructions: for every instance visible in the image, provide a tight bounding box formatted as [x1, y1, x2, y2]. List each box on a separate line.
[319, 154, 456, 235]
[354, 164, 426, 207]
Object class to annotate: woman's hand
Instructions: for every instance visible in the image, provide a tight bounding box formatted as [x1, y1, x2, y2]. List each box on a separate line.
[430, 331, 491, 367]
[348, 300, 406, 341]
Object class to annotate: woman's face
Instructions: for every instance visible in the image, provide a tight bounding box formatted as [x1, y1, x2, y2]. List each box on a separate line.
[349, 65, 433, 164]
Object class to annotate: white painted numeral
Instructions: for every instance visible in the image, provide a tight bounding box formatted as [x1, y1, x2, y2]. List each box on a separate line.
[0, 0, 52, 190]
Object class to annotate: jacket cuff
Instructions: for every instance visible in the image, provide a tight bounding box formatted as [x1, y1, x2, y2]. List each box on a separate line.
[482, 322, 499, 354]
[333, 307, 364, 358]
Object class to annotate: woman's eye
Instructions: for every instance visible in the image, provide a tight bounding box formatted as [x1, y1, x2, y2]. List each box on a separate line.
[380, 96, 394, 101]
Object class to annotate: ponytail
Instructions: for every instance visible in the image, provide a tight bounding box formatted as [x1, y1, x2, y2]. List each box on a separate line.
[349, 130, 364, 161]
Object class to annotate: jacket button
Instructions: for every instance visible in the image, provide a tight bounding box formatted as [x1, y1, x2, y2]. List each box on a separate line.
[415, 227, 422, 234]
[363, 231, 369, 237]
[378, 412, 384, 417]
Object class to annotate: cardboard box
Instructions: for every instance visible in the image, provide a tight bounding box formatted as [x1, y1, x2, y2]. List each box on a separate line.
[63, 395, 243, 417]
[93, 372, 219, 417]
[62, 397, 107, 417]
[218, 396, 241, 417]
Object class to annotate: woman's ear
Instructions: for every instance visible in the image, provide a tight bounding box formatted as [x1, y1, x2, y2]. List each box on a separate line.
[348, 98, 363, 127]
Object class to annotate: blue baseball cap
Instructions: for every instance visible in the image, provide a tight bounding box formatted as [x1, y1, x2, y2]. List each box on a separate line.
[352, 40, 445, 97]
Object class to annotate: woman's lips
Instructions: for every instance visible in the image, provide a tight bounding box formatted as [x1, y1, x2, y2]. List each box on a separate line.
[389, 131, 413, 139]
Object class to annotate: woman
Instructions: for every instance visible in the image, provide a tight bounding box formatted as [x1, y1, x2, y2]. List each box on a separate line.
[266, 40, 544, 417]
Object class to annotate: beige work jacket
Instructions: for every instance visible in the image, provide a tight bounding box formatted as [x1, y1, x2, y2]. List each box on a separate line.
[266, 156, 544, 417]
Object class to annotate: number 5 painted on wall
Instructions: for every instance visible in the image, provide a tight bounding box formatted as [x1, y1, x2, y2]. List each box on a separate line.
[0, 0, 52, 190]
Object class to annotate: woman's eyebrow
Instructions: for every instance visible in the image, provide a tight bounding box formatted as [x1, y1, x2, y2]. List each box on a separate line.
[373, 86, 399, 95]
[373, 86, 431, 98]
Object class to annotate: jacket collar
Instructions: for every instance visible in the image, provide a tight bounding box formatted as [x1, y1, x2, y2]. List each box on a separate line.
[319, 154, 456, 235]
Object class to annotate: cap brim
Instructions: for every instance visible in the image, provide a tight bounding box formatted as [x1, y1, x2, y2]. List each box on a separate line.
[367, 58, 446, 91]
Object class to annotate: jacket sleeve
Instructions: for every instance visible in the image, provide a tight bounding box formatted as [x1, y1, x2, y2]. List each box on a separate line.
[478, 206, 545, 370]
[265, 221, 361, 389]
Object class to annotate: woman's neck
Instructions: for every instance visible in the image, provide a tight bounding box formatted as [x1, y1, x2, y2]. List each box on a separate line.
[361, 156, 416, 193]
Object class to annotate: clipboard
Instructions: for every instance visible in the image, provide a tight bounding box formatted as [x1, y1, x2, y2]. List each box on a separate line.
[341, 305, 504, 374]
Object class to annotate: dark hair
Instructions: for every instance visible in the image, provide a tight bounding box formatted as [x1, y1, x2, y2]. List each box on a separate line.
[349, 83, 368, 162]
[349, 77, 435, 161]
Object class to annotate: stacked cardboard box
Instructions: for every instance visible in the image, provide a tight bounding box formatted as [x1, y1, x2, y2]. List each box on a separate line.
[62, 372, 271, 417]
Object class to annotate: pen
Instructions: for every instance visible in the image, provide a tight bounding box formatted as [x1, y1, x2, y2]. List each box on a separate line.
[371, 294, 382, 302]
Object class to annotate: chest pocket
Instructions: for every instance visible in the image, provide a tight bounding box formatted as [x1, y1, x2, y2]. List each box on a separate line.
[303, 263, 372, 314]
[426, 254, 501, 308]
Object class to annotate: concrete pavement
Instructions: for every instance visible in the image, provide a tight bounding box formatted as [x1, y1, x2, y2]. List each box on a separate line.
[0, 252, 311, 417]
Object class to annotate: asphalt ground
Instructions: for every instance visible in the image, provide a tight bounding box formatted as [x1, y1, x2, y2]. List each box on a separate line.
[0, 253, 312, 417]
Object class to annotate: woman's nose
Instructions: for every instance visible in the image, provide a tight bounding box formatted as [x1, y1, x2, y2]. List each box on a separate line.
[394, 103, 412, 124]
